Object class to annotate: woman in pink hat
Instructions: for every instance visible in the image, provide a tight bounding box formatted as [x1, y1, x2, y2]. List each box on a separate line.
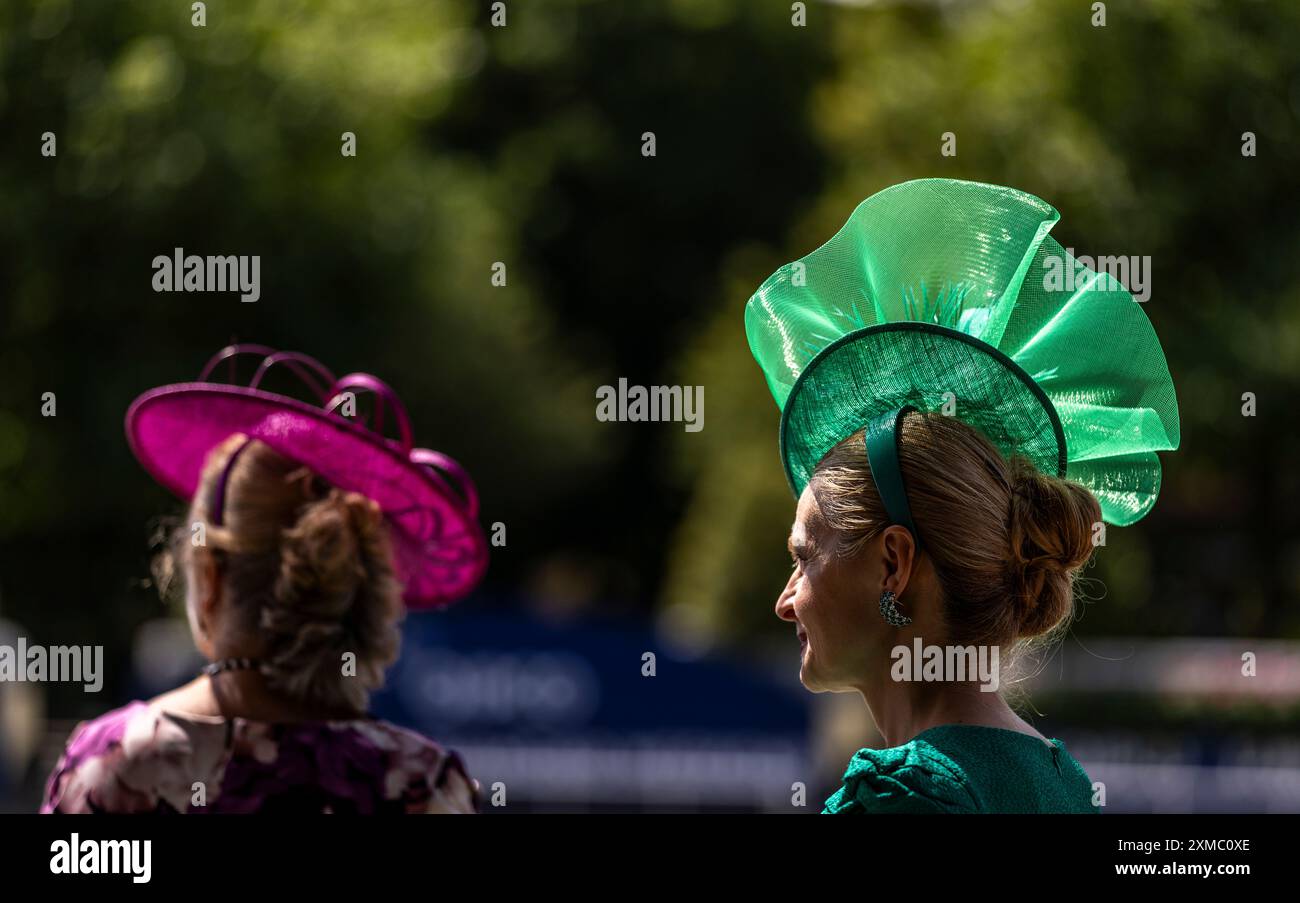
[42, 345, 489, 814]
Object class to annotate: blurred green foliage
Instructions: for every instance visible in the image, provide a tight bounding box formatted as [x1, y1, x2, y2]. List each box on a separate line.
[0, 0, 1297, 713]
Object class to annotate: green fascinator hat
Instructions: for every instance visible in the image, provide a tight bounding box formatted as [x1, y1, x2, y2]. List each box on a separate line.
[745, 178, 1180, 527]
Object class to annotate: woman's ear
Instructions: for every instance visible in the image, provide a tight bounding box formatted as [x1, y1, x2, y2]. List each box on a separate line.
[187, 549, 224, 655]
[879, 525, 918, 597]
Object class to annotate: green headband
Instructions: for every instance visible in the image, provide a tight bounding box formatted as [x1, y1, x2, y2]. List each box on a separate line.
[865, 405, 919, 545]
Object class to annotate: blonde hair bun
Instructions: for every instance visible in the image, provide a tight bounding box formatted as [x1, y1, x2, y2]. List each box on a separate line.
[1005, 457, 1100, 639]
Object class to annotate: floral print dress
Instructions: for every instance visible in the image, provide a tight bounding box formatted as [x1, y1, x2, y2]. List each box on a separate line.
[41, 701, 477, 814]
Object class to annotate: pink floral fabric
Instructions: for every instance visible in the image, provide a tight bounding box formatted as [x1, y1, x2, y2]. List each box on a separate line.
[42, 701, 477, 814]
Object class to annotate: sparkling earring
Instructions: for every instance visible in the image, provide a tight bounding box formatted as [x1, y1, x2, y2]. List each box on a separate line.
[879, 589, 912, 627]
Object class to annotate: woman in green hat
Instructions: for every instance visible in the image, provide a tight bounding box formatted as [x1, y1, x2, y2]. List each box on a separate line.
[746, 179, 1180, 814]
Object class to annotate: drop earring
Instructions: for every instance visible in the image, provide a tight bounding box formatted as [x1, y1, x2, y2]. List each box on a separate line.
[879, 589, 912, 627]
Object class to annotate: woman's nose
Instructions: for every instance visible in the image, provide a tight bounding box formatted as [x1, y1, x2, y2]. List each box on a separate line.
[774, 569, 799, 622]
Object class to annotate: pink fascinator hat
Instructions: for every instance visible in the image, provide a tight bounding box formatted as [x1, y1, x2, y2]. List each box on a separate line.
[125, 344, 488, 608]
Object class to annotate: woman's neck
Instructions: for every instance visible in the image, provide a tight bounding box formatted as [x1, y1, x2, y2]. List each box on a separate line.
[854, 667, 1045, 747]
[151, 673, 360, 723]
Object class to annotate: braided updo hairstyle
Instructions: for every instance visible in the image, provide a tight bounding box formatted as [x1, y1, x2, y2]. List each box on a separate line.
[812, 411, 1101, 648]
[158, 433, 403, 713]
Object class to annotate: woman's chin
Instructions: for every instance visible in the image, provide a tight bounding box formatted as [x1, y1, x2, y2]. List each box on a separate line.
[800, 656, 853, 694]
[798, 658, 825, 693]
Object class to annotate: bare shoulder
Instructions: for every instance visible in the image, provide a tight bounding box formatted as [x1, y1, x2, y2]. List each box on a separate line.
[147, 676, 217, 716]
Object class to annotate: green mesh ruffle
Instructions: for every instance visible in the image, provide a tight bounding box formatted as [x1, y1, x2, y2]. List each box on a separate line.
[744, 178, 1180, 526]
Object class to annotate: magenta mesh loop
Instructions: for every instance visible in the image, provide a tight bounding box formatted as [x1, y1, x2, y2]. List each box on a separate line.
[328, 372, 414, 453]
[409, 448, 480, 519]
[249, 351, 339, 404]
[200, 344, 338, 404]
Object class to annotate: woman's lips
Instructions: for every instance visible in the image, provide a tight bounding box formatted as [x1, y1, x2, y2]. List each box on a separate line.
[796, 626, 808, 648]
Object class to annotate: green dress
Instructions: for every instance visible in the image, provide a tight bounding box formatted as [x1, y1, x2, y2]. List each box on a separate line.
[822, 724, 1098, 814]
